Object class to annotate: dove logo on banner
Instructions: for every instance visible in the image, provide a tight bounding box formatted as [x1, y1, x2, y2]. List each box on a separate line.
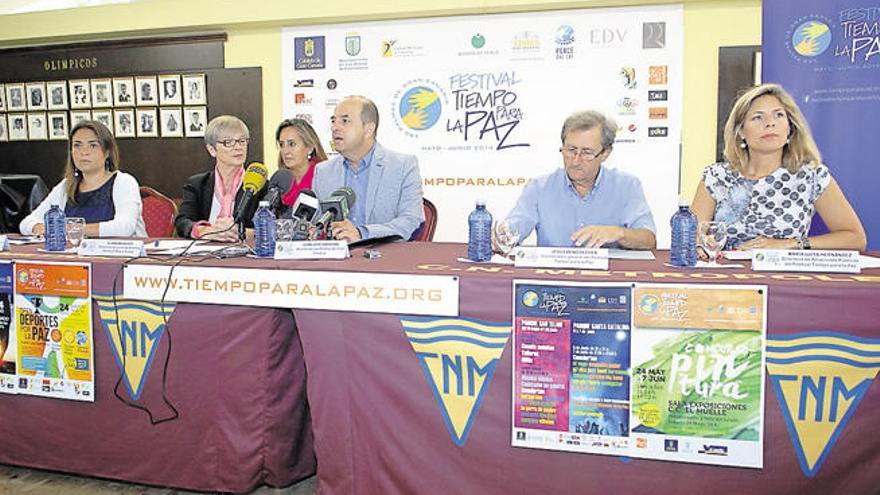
[766, 332, 880, 477]
[94, 293, 176, 400]
[401, 316, 511, 446]
[392, 80, 447, 137]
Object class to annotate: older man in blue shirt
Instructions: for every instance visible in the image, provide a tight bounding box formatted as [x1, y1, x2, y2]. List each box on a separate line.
[505, 110, 656, 249]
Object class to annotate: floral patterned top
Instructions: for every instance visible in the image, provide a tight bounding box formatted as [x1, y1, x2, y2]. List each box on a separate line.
[703, 162, 831, 249]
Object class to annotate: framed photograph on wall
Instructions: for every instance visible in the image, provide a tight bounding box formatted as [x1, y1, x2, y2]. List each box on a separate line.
[113, 77, 134, 107]
[0, 115, 8, 142]
[184, 106, 206, 137]
[91, 78, 113, 108]
[92, 109, 113, 134]
[70, 110, 91, 127]
[69, 79, 92, 109]
[0, 84, 6, 112]
[137, 108, 158, 137]
[48, 112, 68, 140]
[114, 109, 135, 138]
[160, 107, 182, 137]
[158, 74, 181, 106]
[182, 74, 206, 105]
[6, 84, 26, 112]
[46, 81, 68, 110]
[8, 114, 27, 140]
[26, 82, 46, 111]
[27, 112, 47, 140]
[135, 76, 158, 107]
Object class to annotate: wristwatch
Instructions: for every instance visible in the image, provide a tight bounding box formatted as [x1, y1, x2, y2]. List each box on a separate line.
[798, 235, 811, 250]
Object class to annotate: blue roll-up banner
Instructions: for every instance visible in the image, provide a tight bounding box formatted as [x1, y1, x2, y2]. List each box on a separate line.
[762, 1, 880, 249]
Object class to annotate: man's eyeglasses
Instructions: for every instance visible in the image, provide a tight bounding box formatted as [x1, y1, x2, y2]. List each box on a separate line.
[216, 138, 249, 149]
[560, 146, 604, 160]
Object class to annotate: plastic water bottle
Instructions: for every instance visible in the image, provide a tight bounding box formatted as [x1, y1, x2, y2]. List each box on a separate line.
[467, 200, 493, 262]
[254, 201, 276, 258]
[669, 201, 697, 267]
[44, 204, 66, 252]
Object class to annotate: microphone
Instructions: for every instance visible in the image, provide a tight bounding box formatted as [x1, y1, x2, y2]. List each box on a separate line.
[291, 189, 319, 223]
[314, 187, 356, 232]
[288, 189, 319, 241]
[264, 169, 294, 212]
[233, 162, 268, 239]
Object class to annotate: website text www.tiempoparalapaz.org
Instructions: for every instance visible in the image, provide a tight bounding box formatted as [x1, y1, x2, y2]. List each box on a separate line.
[131, 275, 444, 302]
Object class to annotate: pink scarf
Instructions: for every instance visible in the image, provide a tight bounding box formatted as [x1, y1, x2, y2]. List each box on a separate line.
[214, 166, 245, 219]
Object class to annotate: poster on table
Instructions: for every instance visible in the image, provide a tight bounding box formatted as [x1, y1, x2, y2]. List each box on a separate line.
[512, 281, 766, 468]
[0, 261, 16, 393]
[282, 4, 683, 246]
[14, 261, 94, 401]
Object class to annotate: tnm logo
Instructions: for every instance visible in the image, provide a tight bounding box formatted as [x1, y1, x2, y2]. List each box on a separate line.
[766, 332, 880, 477]
[401, 316, 511, 446]
[94, 293, 176, 400]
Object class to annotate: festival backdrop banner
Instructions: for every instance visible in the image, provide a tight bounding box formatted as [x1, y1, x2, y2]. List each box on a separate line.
[763, 1, 880, 249]
[14, 261, 93, 401]
[511, 280, 767, 468]
[0, 261, 15, 393]
[282, 5, 683, 246]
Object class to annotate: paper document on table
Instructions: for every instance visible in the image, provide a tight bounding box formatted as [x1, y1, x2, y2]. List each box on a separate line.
[145, 240, 206, 251]
[723, 250, 752, 260]
[7, 236, 43, 245]
[153, 244, 234, 256]
[695, 260, 744, 269]
[860, 255, 880, 269]
[607, 249, 655, 260]
[457, 255, 514, 265]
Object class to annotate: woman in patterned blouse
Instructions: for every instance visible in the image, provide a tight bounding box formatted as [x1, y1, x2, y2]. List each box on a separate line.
[691, 83, 866, 251]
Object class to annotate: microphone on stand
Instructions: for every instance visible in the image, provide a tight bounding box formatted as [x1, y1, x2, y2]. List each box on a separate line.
[233, 162, 268, 239]
[314, 187, 356, 235]
[289, 189, 319, 241]
[264, 169, 295, 213]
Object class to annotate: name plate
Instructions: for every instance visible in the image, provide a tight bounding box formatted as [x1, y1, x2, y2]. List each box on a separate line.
[275, 240, 350, 260]
[752, 249, 860, 273]
[0, 235, 7, 251]
[514, 246, 609, 270]
[78, 239, 146, 258]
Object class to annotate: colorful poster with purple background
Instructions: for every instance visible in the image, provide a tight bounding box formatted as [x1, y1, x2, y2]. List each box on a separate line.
[513, 315, 570, 431]
[0, 261, 15, 393]
[513, 281, 632, 454]
[763, 1, 880, 248]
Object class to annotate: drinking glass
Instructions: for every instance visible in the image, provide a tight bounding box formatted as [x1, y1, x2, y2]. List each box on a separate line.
[65, 217, 86, 249]
[492, 221, 520, 257]
[698, 221, 728, 265]
[274, 218, 295, 242]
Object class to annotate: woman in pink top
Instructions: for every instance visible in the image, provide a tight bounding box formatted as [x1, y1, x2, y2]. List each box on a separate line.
[275, 118, 328, 207]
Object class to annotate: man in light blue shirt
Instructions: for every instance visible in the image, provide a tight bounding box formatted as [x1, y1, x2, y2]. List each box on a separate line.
[505, 110, 656, 249]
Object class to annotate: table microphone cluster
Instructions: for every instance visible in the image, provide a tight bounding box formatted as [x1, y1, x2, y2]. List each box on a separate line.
[263, 167, 356, 240]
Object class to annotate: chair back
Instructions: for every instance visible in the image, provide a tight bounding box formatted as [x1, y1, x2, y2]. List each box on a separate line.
[139, 186, 178, 237]
[410, 198, 438, 242]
